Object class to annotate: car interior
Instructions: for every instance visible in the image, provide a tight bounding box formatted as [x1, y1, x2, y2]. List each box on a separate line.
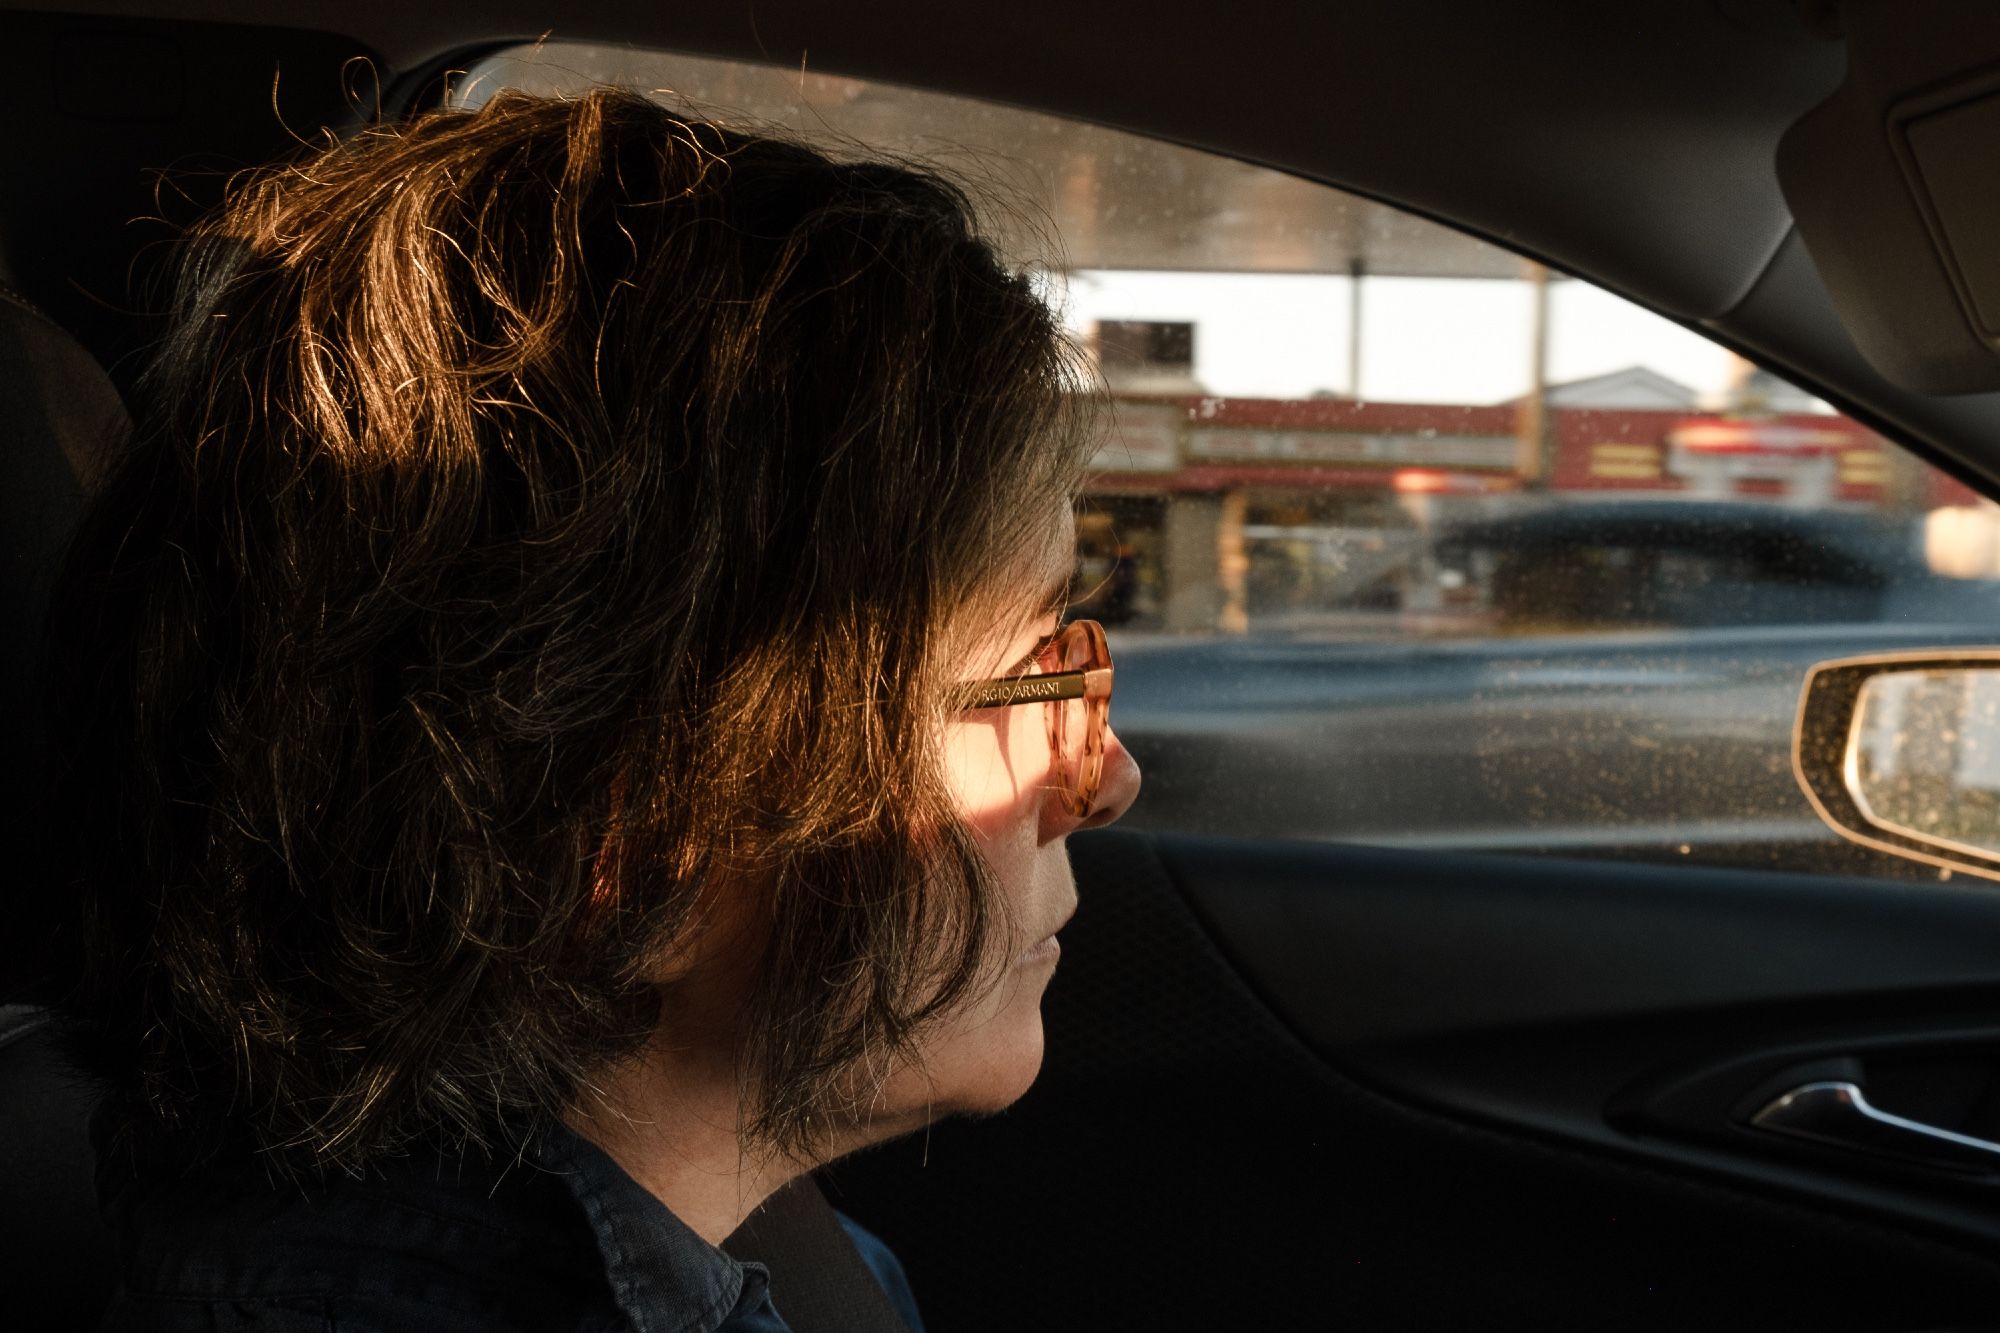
[12, 2, 2000, 1330]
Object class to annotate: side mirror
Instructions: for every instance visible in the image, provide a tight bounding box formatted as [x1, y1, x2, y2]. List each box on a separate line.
[1796, 651, 2000, 880]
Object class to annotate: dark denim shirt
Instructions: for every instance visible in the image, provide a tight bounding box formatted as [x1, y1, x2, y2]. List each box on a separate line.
[95, 1123, 922, 1333]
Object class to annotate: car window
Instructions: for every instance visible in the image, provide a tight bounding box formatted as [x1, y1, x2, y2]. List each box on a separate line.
[460, 45, 2000, 883]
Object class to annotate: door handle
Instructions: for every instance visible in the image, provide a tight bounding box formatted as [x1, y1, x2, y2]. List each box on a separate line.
[1750, 1080, 2000, 1172]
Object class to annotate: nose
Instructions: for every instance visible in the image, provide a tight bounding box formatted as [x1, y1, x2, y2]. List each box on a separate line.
[1078, 726, 1141, 831]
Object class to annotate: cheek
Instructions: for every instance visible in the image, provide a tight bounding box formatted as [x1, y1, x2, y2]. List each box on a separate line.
[942, 706, 1053, 859]
[863, 709, 1069, 1125]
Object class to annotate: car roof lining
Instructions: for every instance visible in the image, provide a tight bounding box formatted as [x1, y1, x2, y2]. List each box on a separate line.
[8, 0, 2000, 492]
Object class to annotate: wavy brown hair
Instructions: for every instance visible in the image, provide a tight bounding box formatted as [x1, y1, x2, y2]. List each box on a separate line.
[44, 88, 1090, 1172]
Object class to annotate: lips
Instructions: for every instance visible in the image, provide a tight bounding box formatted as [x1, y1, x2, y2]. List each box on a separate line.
[1017, 935, 1061, 965]
[1015, 900, 1077, 965]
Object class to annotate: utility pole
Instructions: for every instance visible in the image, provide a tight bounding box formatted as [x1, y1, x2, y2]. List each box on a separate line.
[1516, 259, 1552, 486]
[1347, 257, 1365, 400]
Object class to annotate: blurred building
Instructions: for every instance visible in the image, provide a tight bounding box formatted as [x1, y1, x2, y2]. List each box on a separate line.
[1543, 366, 1700, 411]
[1074, 327, 1979, 633]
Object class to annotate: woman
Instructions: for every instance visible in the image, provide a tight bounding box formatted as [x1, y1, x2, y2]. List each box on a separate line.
[45, 87, 1139, 1331]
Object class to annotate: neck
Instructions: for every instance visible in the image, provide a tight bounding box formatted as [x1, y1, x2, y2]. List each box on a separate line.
[566, 1034, 809, 1247]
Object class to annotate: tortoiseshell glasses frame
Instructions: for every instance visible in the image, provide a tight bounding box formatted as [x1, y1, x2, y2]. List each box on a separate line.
[958, 618, 1114, 818]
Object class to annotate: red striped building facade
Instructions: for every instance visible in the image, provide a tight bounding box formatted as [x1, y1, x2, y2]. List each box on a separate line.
[1085, 394, 1979, 507]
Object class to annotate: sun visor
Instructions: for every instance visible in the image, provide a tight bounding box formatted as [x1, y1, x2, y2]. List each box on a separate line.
[1778, 1, 2000, 394]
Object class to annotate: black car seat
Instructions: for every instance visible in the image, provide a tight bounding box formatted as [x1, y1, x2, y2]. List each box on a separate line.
[0, 1004, 113, 1328]
[0, 279, 128, 1328]
[0, 276, 125, 997]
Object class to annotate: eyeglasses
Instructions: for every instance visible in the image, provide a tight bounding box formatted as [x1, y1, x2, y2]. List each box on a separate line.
[959, 618, 1114, 817]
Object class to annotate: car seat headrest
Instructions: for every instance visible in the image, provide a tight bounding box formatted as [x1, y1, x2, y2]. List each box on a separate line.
[0, 282, 130, 1003]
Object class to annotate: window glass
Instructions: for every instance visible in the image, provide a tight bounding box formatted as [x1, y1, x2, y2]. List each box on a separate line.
[461, 46, 2000, 881]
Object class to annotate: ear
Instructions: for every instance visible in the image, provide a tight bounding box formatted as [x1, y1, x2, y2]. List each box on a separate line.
[633, 865, 775, 990]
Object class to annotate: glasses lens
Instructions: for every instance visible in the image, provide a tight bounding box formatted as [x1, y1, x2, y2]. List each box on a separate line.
[1045, 620, 1111, 816]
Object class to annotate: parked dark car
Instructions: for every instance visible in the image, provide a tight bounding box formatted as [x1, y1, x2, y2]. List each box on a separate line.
[1438, 499, 2000, 630]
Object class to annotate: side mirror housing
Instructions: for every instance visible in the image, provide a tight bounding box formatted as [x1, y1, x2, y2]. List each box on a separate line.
[1796, 650, 2000, 880]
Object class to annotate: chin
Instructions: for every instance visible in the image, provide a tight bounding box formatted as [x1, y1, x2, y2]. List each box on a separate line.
[941, 1016, 1048, 1119]
[868, 999, 1049, 1134]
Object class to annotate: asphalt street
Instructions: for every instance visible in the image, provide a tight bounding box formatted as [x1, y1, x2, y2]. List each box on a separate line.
[1106, 620, 2000, 881]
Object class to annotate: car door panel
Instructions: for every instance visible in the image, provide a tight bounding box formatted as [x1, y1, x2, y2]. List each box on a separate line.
[1170, 835, 2000, 1245]
[825, 829, 2000, 1332]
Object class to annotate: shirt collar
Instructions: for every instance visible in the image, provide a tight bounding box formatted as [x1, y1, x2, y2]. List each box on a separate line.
[530, 1123, 773, 1333]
